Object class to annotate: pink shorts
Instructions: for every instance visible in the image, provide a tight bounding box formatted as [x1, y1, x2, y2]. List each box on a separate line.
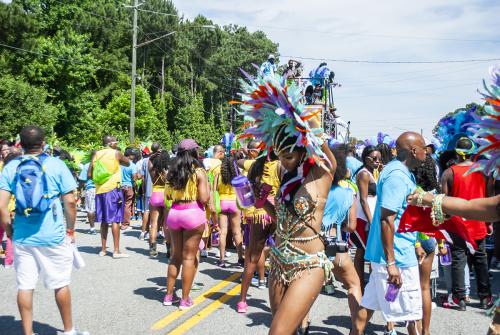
[166, 202, 207, 231]
[220, 200, 238, 215]
[150, 192, 165, 208]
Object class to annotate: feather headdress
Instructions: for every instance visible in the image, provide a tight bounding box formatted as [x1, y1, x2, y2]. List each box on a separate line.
[466, 65, 500, 178]
[433, 104, 479, 153]
[231, 70, 327, 165]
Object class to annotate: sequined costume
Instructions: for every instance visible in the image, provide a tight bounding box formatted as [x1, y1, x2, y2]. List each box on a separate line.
[269, 196, 333, 285]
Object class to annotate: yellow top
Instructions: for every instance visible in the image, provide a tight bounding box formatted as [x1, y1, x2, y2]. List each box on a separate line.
[242, 160, 281, 221]
[214, 166, 236, 201]
[165, 168, 205, 202]
[152, 174, 166, 193]
[94, 148, 122, 195]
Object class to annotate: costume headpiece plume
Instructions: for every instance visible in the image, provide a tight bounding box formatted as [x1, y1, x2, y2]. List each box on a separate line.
[433, 104, 479, 153]
[466, 65, 500, 178]
[231, 70, 327, 165]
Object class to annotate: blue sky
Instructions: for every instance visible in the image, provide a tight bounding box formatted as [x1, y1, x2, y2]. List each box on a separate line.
[174, 0, 500, 140]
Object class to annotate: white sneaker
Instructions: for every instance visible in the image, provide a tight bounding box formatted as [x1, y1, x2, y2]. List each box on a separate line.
[225, 251, 231, 257]
[139, 232, 146, 241]
[200, 250, 208, 257]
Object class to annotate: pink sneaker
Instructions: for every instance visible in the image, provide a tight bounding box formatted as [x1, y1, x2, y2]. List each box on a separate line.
[237, 301, 248, 313]
[179, 297, 193, 310]
[163, 294, 180, 306]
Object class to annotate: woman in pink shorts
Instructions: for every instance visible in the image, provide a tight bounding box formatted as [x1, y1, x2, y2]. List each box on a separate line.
[163, 139, 210, 311]
[213, 155, 244, 268]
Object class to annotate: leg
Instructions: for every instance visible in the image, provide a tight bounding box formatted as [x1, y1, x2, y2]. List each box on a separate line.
[352, 307, 375, 335]
[333, 253, 362, 323]
[268, 272, 286, 316]
[149, 206, 160, 244]
[87, 212, 96, 230]
[407, 320, 423, 335]
[54, 286, 73, 332]
[239, 223, 269, 303]
[258, 246, 268, 281]
[180, 223, 205, 299]
[229, 210, 243, 260]
[419, 251, 434, 335]
[100, 222, 109, 253]
[218, 214, 229, 262]
[141, 208, 150, 235]
[472, 239, 492, 300]
[268, 268, 324, 335]
[451, 242, 467, 301]
[166, 228, 184, 295]
[354, 248, 366, 292]
[122, 187, 133, 228]
[111, 223, 121, 253]
[17, 290, 34, 335]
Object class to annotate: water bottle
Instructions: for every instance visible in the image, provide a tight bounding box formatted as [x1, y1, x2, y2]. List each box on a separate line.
[211, 231, 220, 247]
[385, 282, 400, 302]
[440, 243, 452, 266]
[231, 175, 255, 208]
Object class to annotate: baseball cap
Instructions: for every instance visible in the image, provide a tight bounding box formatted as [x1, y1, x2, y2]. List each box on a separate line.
[268, 54, 275, 60]
[178, 139, 199, 152]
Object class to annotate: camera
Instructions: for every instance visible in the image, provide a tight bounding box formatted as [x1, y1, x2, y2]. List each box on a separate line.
[324, 236, 348, 259]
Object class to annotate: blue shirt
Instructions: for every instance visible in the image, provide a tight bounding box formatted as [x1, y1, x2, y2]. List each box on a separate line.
[78, 163, 95, 190]
[322, 185, 354, 232]
[0, 155, 77, 246]
[139, 158, 153, 196]
[365, 160, 418, 268]
[346, 156, 363, 180]
[121, 162, 137, 187]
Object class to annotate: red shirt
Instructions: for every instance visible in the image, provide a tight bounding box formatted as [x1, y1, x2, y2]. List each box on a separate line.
[450, 165, 487, 240]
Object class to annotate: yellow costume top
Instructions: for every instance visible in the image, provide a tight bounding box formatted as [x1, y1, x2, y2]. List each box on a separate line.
[164, 168, 205, 202]
[94, 148, 122, 195]
[214, 166, 236, 201]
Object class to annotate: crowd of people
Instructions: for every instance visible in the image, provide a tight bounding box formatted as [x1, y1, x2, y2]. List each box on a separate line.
[0, 63, 499, 335]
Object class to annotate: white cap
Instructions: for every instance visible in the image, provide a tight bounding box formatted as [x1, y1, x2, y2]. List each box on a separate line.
[268, 54, 275, 60]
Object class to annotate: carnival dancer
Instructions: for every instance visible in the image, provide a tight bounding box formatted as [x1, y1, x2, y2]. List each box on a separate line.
[353, 132, 427, 335]
[236, 141, 281, 313]
[148, 150, 170, 258]
[234, 73, 337, 334]
[322, 144, 362, 324]
[213, 154, 244, 267]
[353, 145, 381, 286]
[163, 139, 209, 310]
[78, 150, 97, 234]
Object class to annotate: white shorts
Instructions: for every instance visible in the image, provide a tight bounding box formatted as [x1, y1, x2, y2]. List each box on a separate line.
[361, 263, 422, 322]
[14, 241, 73, 290]
[85, 188, 96, 213]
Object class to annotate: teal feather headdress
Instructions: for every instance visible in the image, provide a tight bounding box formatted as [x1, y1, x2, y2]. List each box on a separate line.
[231, 70, 327, 165]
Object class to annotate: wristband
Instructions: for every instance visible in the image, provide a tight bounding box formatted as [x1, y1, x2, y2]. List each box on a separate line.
[415, 241, 421, 248]
[66, 229, 75, 236]
[438, 242, 445, 248]
[386, 261, 396, 268]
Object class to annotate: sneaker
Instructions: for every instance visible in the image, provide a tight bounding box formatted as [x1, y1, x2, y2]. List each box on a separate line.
[237, 258, 245, 268]
[139, 232, 146, 241]
[200, 250, 208, 258]
[179, 297, 193, 310]
[443, 295, 466, 311]
[225, 251, 231, 257]
[237, 301, 248, 313]
[157, 231, 164, 240]
[324, 284, 335, 295]
[98, 251, 107, 257]
[258, 280, 267, 289]
[480, 296, 494, 310]
[113, 252, 129, 259]
[251, 277, 259, 287]
[383, 329, 397, 335]
[150, 249, 158, 258]
[216, 260, 226, 268]
[88, 228, 97, 235]
[163, 294, 180, 306]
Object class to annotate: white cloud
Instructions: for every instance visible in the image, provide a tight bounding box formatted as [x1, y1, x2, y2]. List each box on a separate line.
[174, 0, 500, 140]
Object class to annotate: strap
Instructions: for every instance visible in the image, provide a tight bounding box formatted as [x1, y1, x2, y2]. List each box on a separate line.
[302, 220, 328, 247]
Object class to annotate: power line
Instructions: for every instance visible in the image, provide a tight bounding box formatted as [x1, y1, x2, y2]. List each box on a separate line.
[137, 8, 178, 17]
[0, 42, 127, 74]
[280, 54, 500, 64]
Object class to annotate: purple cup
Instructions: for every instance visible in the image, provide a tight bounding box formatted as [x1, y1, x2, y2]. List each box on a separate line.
[440, 243, 452, 266]
[385, 282, 400, 302]
[211, 231, 219, 247]
[231, 175, 255, 208]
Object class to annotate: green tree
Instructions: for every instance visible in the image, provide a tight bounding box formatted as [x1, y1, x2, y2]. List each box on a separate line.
[0, 75, 58, 139]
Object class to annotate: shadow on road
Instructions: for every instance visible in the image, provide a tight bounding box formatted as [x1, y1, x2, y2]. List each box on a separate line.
[133, 286, 165, 303]
[323, 314, 386, 335]
[246, 312, 272, 327]
[76, 245, 102, 255]
[199, 268, 241, 281]
[0, 315, 61, 335]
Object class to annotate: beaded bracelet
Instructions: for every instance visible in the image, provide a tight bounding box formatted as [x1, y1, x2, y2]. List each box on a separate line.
[431, 194, 445, 226]
[416, 191, 426, 207]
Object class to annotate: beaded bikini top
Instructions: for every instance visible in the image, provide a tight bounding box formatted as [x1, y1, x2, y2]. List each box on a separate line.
[275, 195, 322, 244]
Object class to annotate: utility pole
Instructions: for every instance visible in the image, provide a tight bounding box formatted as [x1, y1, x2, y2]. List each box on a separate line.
[129, 0, 138, 144]
[161, 56, 165, 102]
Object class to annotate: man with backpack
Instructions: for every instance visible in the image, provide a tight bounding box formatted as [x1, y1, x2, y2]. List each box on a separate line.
[0, 125, 89, 335]
[89, 135, 130, 259]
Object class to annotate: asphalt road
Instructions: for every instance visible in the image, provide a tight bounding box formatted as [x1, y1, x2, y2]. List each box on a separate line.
[0, 211, 497, 335]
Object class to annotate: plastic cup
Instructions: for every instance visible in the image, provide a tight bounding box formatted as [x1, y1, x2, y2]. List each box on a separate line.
[211, 232, 219, 247]
[440, 243, 452, 266]
[385, 282, 400, 302]
[231, 175, 255, 208]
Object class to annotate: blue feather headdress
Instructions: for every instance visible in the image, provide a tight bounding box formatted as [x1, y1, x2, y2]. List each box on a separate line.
[231, 70, 327, 165]
[466, 65, 500, 178]
[433, 104, 479, 153]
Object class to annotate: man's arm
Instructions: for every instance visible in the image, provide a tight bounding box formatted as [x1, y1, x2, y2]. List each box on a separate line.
[380, 207, 402, 287]
[62, 191, 77, 237]
[117, 151, 130, 167]
[0, 190, 12, 237]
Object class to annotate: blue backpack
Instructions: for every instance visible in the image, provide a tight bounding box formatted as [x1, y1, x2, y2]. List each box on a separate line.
[14, 153, 54, 217]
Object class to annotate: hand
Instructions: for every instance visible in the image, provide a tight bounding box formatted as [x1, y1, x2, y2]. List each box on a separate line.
[486, 223, 494, 236]
[438, 245, 448, 256]
[387, 264, 402, 288]
[415, 246, 426, 264]
[407, 191, 434, 207]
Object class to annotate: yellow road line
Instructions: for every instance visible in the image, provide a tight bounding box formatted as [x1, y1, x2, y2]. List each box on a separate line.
[151, 272, 241, 331]
[167, 283, 242, 335]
